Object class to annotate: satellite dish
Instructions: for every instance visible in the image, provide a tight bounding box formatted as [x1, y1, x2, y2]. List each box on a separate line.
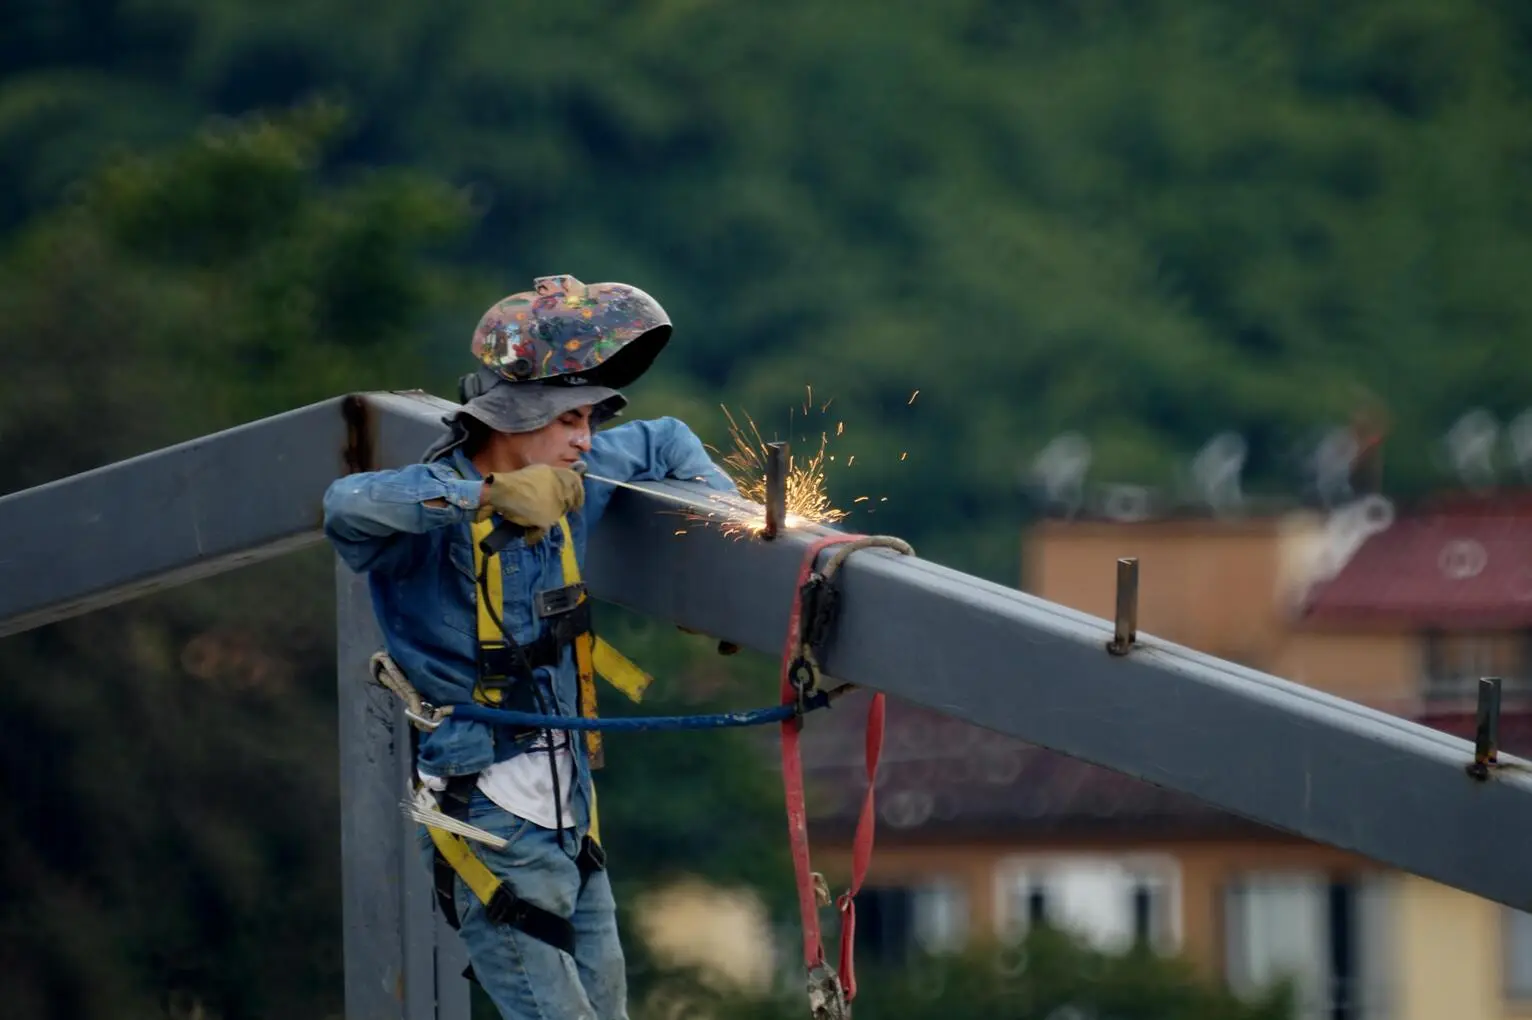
[1190, 431, 1248, 516]
[1312, 426, 1358, 508]
[1442, 409, 1500, 492]
[1099, 483, 1154, 522]
[1507, 409, 1532, 483]
[1028, 433, 1092, 517]
[1313, 494, 1395, 582]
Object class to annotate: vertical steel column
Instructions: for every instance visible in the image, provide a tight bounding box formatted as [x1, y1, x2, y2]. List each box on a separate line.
[336, 558, 469, 1019]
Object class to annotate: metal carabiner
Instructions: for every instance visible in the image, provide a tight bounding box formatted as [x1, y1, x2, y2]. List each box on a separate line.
[805, 962, 849, 1020]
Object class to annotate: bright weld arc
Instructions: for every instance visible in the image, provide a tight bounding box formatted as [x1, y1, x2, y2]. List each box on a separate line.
[680, 405, 851, 540]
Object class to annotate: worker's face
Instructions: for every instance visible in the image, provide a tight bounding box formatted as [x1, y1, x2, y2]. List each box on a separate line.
[503, 405, 594, 469]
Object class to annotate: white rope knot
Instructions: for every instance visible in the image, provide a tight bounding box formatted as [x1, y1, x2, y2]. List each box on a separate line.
[369, 651, 448, 731]
[801, 534, 915, 703]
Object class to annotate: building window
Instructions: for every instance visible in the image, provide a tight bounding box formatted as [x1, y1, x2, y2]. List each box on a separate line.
[1503, 908, 1532, 1000]
[1223, 873, 1393, 1020]
[853, 878, 969, 966]
[1420, 630, 1531, 703]
[912, 876, 969, 954]
[995, 855, 1180, 953]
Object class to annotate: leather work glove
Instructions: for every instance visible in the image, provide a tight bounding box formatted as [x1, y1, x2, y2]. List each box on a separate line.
[477, 464, 585, 543]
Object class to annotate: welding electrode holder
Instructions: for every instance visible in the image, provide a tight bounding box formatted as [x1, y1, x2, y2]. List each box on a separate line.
[481, 461, 589, 555]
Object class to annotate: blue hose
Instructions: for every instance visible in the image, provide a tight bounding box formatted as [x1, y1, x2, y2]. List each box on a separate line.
[448, 692, 829, 731]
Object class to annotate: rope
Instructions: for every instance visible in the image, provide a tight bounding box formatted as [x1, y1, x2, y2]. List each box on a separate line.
[368, 647, 854, 735]
[821, 535, 915, 579]
[449, 697, 828, 731]
[367, 536, 916, 740]
[791, 535, 915, 699]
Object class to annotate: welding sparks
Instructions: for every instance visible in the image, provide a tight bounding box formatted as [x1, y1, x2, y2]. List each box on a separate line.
[672, 385, 928, 539]
[683, 404, 851, 539]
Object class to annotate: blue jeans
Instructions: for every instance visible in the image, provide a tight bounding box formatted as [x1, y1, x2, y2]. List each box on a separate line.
[419, 790, 629, 1020]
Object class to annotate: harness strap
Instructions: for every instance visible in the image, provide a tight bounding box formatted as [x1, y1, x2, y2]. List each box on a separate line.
[420, 792, 576, 956]
[555, 516, 652, 772]
[780, 533, 911, 1018]
[836, 691, 884, 1002]
[781, 536, 851, 978]
[467, 509, 652, 843]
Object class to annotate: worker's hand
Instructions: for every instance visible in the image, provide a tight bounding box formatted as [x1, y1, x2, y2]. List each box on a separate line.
[477, 464, 585, 541]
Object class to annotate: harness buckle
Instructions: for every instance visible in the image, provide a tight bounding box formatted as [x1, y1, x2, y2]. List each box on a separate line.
[478, 641, 534, 685]
[535, 583, 586, 618]
[577, 834, 607, 877]
[798, 574, 840, 657]
[805, 962, 849, 1020]
[405, 704, 445, 731]
[788, 655, 819, 714]
[485, 886, 533, 927]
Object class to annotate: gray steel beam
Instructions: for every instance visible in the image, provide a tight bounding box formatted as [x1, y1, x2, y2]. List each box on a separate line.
[585, 473, 1532, 915]
[0, 397, 344, 638]
[591, 487, 1532, 910]
[5, 389, 1532, 947]
[0, 390, 453, 638]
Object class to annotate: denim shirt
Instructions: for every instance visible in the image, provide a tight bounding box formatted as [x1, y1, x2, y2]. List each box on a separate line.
[322, 416, 737, 810]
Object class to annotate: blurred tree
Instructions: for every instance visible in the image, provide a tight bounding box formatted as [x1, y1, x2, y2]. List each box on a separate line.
[0, 105, 790, 1019]
[10, 0, 1532, 577]
[0, 100, 474, 1020]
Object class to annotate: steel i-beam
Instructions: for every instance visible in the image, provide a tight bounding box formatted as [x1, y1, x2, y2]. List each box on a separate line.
[6, 390, 1532, 920]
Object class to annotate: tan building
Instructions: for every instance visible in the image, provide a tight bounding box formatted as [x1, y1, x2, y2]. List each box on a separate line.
[806, 492, 1532, 1020]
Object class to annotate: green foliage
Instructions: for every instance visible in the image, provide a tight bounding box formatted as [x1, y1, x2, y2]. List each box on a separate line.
[5, 1, 1532, 1017]
[0, 100, 478, 482]
[637, 927, 1295, 1020]
[0, 97, 803, 1020]
[9, 5, 1532, 576]
[0, 107, 477, 1019]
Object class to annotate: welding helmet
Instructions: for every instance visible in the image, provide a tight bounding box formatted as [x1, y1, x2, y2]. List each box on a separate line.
[425, 274, 672, 462]
[457, 274, 672, 404]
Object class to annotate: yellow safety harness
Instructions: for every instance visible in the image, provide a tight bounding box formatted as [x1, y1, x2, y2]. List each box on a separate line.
[465, 512, 650, 833]
[420, 513, 651, 955]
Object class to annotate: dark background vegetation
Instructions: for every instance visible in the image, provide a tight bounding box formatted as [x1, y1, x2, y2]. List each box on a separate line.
[3, 1, 1529, 1016]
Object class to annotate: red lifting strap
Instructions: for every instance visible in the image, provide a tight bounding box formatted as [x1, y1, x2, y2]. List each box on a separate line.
[779, 534, 886, 1005]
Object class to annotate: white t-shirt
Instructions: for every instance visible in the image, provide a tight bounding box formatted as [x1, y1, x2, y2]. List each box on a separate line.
[473, 732, 576, 829]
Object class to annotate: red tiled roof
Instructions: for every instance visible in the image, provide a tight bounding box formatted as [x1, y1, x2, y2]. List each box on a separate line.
[1302, 493, 1532, 628]
[797, 692, 1532, 841]
[799, 691, 1267, 841]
